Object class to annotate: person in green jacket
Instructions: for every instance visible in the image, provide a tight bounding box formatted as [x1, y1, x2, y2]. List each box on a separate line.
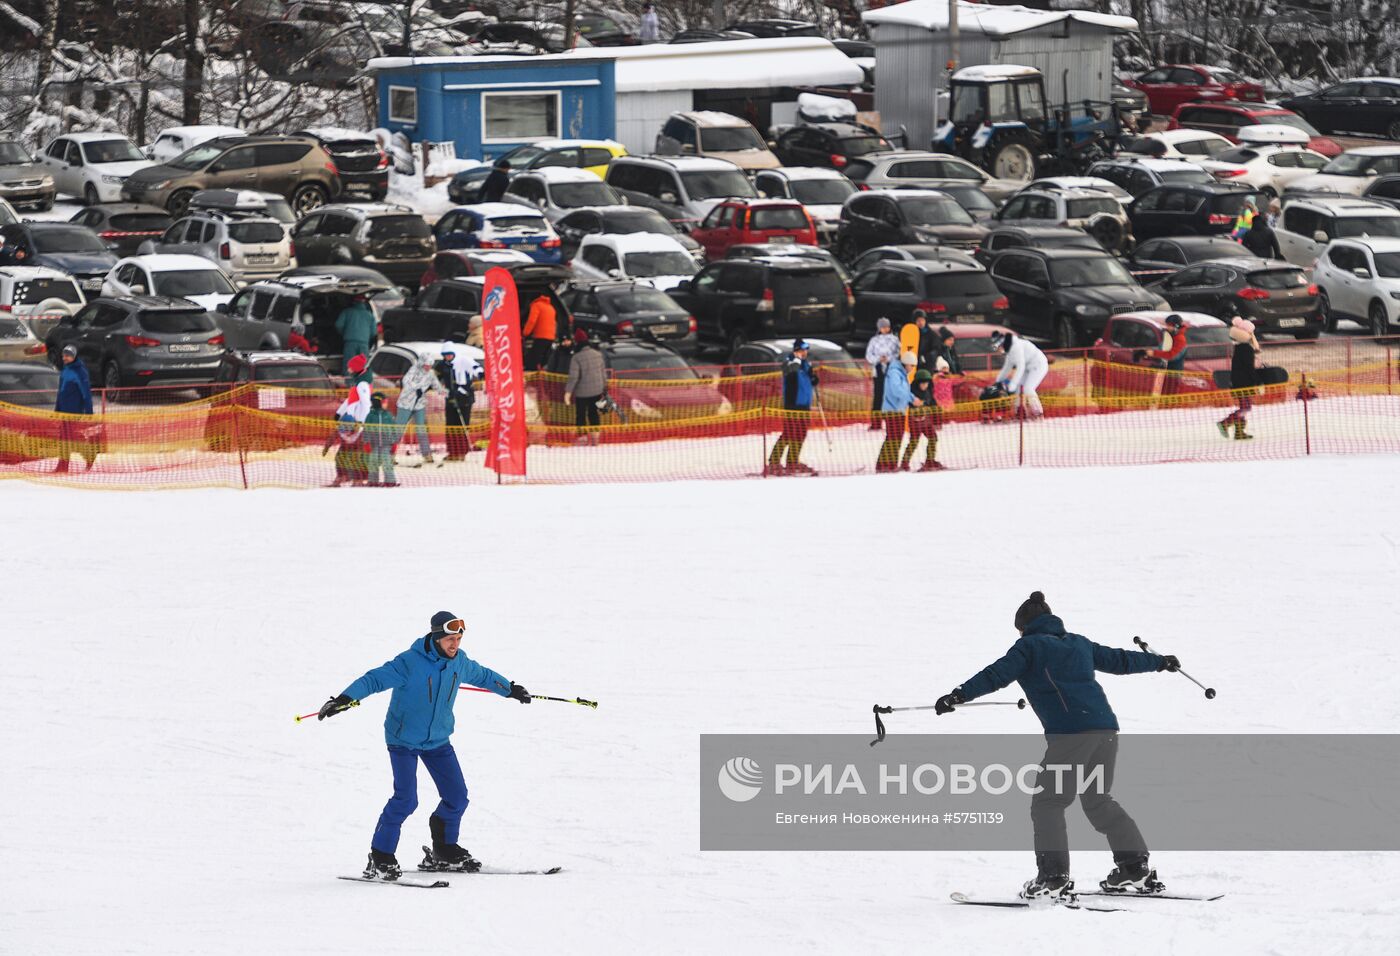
[336, 294, 377, 369]
[365, 392, 399, 487]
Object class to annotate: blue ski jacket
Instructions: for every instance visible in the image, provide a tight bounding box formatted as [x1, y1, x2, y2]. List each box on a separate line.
[956, 614, 1164, 735]
[342, 636, 513, 750]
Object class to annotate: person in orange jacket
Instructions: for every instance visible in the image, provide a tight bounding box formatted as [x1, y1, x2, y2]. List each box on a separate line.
[898, 310, 927, 382]
[1142, 314, 1188, 372]
[522, 293, 557, 370]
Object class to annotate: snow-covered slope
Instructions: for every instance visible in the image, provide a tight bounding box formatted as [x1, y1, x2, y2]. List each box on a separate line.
[5, 457, 1399, 954]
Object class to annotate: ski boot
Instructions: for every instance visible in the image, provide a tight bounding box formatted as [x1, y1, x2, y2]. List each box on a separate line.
[363, 849, 402, 881]
[1234, 422, 1254, 441]
[1018, 873, 1076, 905]
[762, 461, 788, 477]
[788, 462, 817, 476]
[919, 460, 946, 472]
[420, 815, 482, 873]
[1100, 860, 1165, 895]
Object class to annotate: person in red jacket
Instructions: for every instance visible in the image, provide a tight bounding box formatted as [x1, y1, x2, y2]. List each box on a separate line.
[288, 322, 316, 354]
[1142, 314, 1188, 371]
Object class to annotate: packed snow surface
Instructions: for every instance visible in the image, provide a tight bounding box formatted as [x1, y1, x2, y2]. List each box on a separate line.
[5, 455, 1400, 954]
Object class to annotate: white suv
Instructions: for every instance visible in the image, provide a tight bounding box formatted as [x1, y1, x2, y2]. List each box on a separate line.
[503, 167, 622, 222]
[1312, 237, 1400, 338]
[993, 186, 1132, 252]
[572, 233, 698, 291]
[1276, 197, 1400, 266]
[102, 254, 239, 311]
[1283, 146, 1400, 202]
[0, 265, 86, 340]
[37, 132, 154, 205]
[142, 210, 295, 280]
[605, 155, 756, 226]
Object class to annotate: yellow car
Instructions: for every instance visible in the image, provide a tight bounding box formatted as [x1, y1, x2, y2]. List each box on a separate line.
[447, 140, 628, 204]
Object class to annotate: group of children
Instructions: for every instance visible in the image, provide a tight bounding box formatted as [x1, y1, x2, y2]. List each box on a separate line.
[875, 349, 957, 473]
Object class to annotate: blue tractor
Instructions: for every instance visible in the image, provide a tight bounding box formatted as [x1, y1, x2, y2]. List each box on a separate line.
[933, 65, 1127, 182]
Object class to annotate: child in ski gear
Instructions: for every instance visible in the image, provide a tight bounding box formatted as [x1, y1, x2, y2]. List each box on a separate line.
[435, 344, 475, 460]
[365, 392, 398, 487]
[1145, 314, 1189, 371]
[935, 591, 1178, 901]
[991, 331, 1048, 419]
[330, 356, 372, 486]
[288, 322, 315, 354]
[395, 354, 443, 463]
[766, 339, 819, 475]
[876, 351, 917, 472]
[1218, 317, 1260, 440]
[318, 612, 530, 879]
[902, 357, 952, 471]
[866, 318, 900, 429]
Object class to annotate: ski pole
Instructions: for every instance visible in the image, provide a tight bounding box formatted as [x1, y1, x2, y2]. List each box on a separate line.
[1134, 636, 1216, 699]
[813, 396, 836, 454]
[295, 700, 360, 722]
[459, 685, 599, 708]
[870, 698, 1027, 747]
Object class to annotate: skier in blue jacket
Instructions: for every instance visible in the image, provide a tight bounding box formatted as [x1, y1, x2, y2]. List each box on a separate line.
[318, 611, 530, 880]
[934, 591, 1181, 902]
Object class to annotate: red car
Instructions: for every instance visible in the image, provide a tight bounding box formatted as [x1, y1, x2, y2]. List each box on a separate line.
[1167, 102, 1342, 158]
[1127, 65, 1265, 117]
[1088, 310, 1234, 399]
[690, 199, 818, 261]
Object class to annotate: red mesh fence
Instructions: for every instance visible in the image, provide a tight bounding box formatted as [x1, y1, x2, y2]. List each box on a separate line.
[3, 339, 1398, 490]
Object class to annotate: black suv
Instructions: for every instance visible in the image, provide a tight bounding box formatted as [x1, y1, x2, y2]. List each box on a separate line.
[988, 248, 1168, 348]
[380, 263, 573, 343]
[291, 128, 388, 201]
[850, 260, 1009, 340]
[562, 280, 698, 355]
[772, 123, 892, 171]
[669, 255, 853, 351]
[1129, 183, 1263, 242]
[834, 190, 988, 262]
[1124, 236, 1252, 282]
[291, 203, 436, 288]
[44, 295, 225, 392]
[974, 225, 1104, 267]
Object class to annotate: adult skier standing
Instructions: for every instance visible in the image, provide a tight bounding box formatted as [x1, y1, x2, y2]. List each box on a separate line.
[990, 331, 1048, 419]
[934, 591, 1181, 902]
[317, 612, 531, 879]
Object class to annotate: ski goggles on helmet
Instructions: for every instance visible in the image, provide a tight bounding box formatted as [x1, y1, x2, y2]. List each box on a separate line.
[439, 618, 465, 637]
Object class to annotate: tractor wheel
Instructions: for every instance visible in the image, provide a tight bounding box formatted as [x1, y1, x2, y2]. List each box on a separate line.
[985, 131, 1039, 183]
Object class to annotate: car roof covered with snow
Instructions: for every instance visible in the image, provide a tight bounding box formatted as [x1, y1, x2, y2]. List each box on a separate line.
[765, 166, 852, 181]
[520, 167, 605, 184]
[580, 232, 692, 254]
[454, 203, 550, 220]
[1333, 235, 1400, 253]
[115, 253, 226, 272]
[60, 132, 140, 144]
[0, 265, 76, 281]
[1113, 310, 1225, 329]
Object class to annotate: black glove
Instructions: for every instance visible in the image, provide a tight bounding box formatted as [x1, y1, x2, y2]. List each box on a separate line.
[318, 694, 354, 720]
[809, 370, 819, 386]
[935, 689, 966, 715]
[508, 682, 532, 704]
[1132, 349, 1145, 362]
[1158, 655, 1181, 673]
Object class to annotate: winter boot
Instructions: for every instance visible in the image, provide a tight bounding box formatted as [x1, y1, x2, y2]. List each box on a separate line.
[1216, 416, 1233, 438]
[422, 815, 482, 873]
[1100, 859, 1164, 895]
[363, 849, 402, 881]
[919, 460, 946, 471]
[1234, 422, 1253, 440]
[1018, 873, 1075, 904]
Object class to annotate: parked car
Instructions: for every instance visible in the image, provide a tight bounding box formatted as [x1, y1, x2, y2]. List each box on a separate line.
[850, 258, 1009, 340]
[121, 135, 339, 216]
[1022, 176, 1133, 207]
[433, 203, 562, 264]
[1124, 236, 1255, 282]
[752, 167, 857, 245]
[0, 265, 87, 340]
[212, 348, 332, 387]
[66, 204, 172, 258]
[987, 247, 1168, 348]
[0, 361, 60, 407]
[1275, 197, 1400, 266]
[974, 226, 1103, 267]
[689, 199, 817, 260]
[1311, 237, 1400, 337]
[0, 314, 48, 361]
[0, 196, 15, 225]
[669, 28, 755, 44]
[291, 203, 436, 288]
[1089, 311, 1232, 397]
[1148, 256, 1321, 338]
[147, 126, 246, 164]
[0, 139, 56, 210]
[1138, 129, 1236, 161]
[853, 244, 981, 274]
[728, 336, 850, 373]
[1125, 65, 1265, 116]
[573, 12, 635, 45]
[725, 18, 819, 37]
[141, 209, 294, 280]
[101, 254, 237, 312]
[0, 221, 119, 293]
[1281, 78, 1400, 141]
[605, 155, 757, 227]
[188, 188, 296, 225]
[1206, 126, 1331, 198]
[994, 186, 1132, 253]
[289, 127, 389, 201]
[38, 133, 153, 205]
[217, 271, 393, 358]
[445, 138, 628, 204]
[562, 280, 698, 355]
[1086, 157, 1216, 198]
[368, 341, 483, 394]
[1281, 147, 1400, 201]
[418, 249, 535, 286]
[380, 263, 573, 344]
[554, 205, 704, 263]
[655, 111, 781, 171]
[1359, 174, 1400, 212]
[541, 338, 725, 424]
[44, 295, 225, 392]
[1128, 182, 1264, 242]
[842, 150, 1023, 203]
[726, 243, 851, 282]
[669, 254, 853, 351]
[1167, 102, 1341, 157]
[772, 123, 892, 171]
[205, 350, 338, 451]
[572, 233, 698, 290]
[834, 189, 989, 261]
[502, 167, 623, 222]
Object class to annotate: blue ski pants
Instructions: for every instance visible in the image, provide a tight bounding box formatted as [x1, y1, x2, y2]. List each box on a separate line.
[371, 743, 470, 853]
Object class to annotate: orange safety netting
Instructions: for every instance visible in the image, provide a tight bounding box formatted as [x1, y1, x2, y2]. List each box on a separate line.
[3, 353, 1399, 490]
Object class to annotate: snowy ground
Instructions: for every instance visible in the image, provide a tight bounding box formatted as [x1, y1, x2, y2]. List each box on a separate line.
[5, 456, 1400, 954]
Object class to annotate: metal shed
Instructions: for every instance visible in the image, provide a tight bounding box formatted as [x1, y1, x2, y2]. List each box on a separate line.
[863, 1, 1138, 150]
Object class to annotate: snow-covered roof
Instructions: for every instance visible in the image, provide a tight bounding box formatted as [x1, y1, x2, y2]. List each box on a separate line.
[952, 65, 1041, 83]
[525, 167, 608, 184]
[0, 265, 74, 280]
[1340, 236, 1400, 252]
[1150, 129, 1232, 145]
[61, 132, 137, 143]
[582, 232, 691, 254]
[156, 125, 245, 140]
[1114, 310, 1224, 329]
[682, 111, 757, 129]
[369, 38, 863, 94]
[473, 202, 549, 219]
[1236, 125, 1311, 146]
[864, 0, 1137, 35]
[298, 127, 375, 142]
[767, 166, 851, 182]
[118, 254, 225, 272]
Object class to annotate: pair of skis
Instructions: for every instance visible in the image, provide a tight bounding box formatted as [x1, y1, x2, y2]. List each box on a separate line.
[951, 889, 1223, 912]
[339, 846, 562, 888]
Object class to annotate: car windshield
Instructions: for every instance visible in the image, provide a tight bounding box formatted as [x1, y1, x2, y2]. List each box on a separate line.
[552, 182, 617, 207]
[1321, 153, 1384, 176]
[1373, 252, 1400, 277]
[900, 196, 976, 227]
[698, 126, 766, 152]
[228, 221, 286, 244]
[625, 251, 696, 276]
[252, 363, 328, 383]
[1216, 147, 1259, 163]
[1066, 197, 1122, 218]
[1334, 216, 1400, 239]
[1185, 325, 1231, 345]
[609, 353, 699, 380]
[1258, 113, 1321, 136]
[607, 288, 681, 313]
[1184, 138, 1233, 156]
[12, 277, 82, 304]
[750, 207, 809, 230]
[1049, 256, 1135, 287]
[138, 310, 217, 334]
[0, 366, 58, 405]
[840, 136, 891, 157]
[487, 215, 548, 234]
[790, 179, 857, 205]
[771, 268, 843, 299]
[0, 142, 34, 164]
[152, 269, 236, 297]
[604, 209, 678, 234]
[940, 186, 998, 214]
[1248, 269, 1310, 290]
[32, 227, 107, 253]
[368, 216, 432, 239]
[1207, 68, 1249, 85]
[165, 143, 227, 171]
[84, 139, 144, 164]
[504, 145, 547, 167]
[1185, 239, 1248, 261]
[1158, 168, 1214, 184]
[680, 170, 756, 200]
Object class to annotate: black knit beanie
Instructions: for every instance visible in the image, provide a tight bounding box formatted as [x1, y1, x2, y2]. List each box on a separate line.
[1014, 591, 1051, 631]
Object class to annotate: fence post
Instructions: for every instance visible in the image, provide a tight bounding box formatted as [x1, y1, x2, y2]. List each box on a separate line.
[231, 403, 249, 490]
[760, 409, 769, 476]
[1017, 398, 1025, 467]
[1301, 370, 1311, 457]
[1388, 346, 1393, 396]
[1346, 338, 1352, 390]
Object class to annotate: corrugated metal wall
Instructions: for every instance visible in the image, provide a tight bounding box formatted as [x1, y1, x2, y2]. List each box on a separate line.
[616, 90, 691, 154]
[1002, 27, 1115, 107]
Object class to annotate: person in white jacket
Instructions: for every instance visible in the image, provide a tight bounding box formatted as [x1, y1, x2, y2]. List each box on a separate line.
[330, 355, 373, 486]
[394, 354, 443, 464]
[992, 331, 1048, 419]
[865, 317, 900, 430]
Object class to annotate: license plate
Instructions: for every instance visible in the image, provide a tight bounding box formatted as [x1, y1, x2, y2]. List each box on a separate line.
[246, 254, 275, 264]
[81, 278, 102, 290]
[516, 243, 537, 252]
[767, 235, 795, 244]
[649, 323, 681, 335]
[792, 307, 828, 321]
[956, 313, 985, 323]
[169, 344, 199, 353]
[1278, 318, 1306, 328]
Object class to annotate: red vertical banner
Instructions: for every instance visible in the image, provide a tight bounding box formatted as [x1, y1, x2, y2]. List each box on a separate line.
[482, 267, 527, 476]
